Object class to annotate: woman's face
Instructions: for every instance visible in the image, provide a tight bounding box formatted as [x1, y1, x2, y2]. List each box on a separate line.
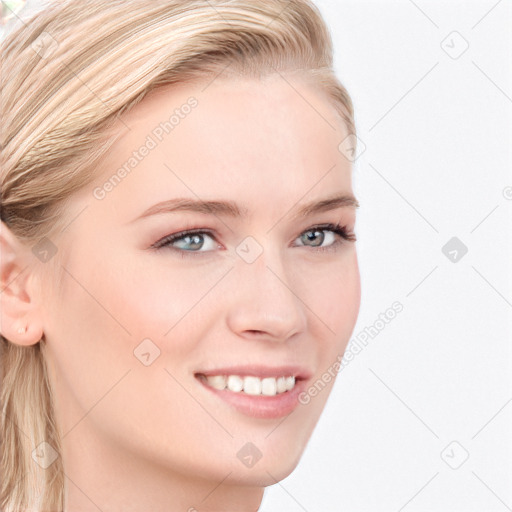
[40, 74, 360, 505]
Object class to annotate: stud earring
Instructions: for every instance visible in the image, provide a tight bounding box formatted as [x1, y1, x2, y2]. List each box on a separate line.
[17, 325, 27, 335]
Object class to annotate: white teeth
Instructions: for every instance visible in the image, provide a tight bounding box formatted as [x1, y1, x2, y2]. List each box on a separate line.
[261, 377, 277, 396]
[207, 375, 227, 390]
[204, 374, 297, 396]
[276, 376, 287, 393]
[227, 375, 243, 393]
[243, 376, 262, 395]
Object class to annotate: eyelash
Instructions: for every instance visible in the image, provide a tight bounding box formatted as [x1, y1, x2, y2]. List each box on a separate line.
[151, 223, 356, 257]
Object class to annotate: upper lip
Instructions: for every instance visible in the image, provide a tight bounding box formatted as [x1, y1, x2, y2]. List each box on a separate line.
[195, 365, 313, 380]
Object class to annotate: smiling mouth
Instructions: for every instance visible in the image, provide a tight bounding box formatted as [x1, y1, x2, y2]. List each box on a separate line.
[196, 374, 297, 397]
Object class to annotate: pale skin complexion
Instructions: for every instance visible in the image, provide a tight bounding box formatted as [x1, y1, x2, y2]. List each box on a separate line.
[0, 72, 360, 511]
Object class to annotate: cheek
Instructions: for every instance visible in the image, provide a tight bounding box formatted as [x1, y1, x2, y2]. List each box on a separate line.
[58, 242, 217, 337]
[42, 248, 170, 430]
[43, 264, 134, 429]
[297, 250, 361, 349]
[43, 250, 222, 462]
[112, 253, 232, 345]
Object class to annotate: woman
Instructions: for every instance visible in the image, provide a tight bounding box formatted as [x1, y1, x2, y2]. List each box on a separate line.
[0, 1, 361, 510]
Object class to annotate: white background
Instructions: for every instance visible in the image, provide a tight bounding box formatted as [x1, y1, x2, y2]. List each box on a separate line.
[2, 1, 512, 511]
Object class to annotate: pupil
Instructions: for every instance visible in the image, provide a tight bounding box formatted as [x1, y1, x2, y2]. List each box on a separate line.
[186, 234, 203, 250]
[303, 230, 323, 247]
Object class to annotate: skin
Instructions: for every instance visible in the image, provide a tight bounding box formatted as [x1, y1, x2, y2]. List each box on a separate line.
[0, 72, 360, 511]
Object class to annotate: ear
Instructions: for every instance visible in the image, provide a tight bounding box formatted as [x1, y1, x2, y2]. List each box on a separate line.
[0, 221, 45, 346]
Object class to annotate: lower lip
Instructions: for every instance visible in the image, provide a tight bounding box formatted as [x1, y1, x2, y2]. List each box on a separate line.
[197, 377, 307, 419]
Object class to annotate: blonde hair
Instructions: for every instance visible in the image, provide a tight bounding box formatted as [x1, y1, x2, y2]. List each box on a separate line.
[0, 1, 355, 509]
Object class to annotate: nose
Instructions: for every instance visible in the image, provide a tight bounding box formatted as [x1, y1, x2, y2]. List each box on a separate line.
[225, 247, 308, 343]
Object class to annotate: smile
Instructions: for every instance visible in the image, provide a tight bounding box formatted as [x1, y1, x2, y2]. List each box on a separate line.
[194, 366, 311, 419]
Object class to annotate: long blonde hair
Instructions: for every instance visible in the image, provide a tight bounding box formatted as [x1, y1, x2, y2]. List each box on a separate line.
[0, 1, 355, 509]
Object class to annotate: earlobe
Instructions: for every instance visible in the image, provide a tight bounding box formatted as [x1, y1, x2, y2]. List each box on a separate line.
[0, 221, 45, 346]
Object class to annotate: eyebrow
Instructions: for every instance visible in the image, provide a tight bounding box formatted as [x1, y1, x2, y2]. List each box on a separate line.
[130, 193, 359, 223]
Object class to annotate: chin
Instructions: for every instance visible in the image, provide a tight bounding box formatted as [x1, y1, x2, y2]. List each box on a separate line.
[183, 427, 311, 488]
[223, 459, 301, 488]
[232, 429, 313, 486]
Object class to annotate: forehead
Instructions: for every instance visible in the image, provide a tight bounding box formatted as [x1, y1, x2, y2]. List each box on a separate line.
[77, 74, 353, 225]
[118, 74, 347, 152]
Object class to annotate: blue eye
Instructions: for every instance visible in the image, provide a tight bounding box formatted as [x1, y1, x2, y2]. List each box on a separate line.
[296, 223, 356, 252]
[160, 231, 217, 252]
[151, 223, 356, 255]
[150, 228, 219, 255]
[298, 228, 336, 248]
